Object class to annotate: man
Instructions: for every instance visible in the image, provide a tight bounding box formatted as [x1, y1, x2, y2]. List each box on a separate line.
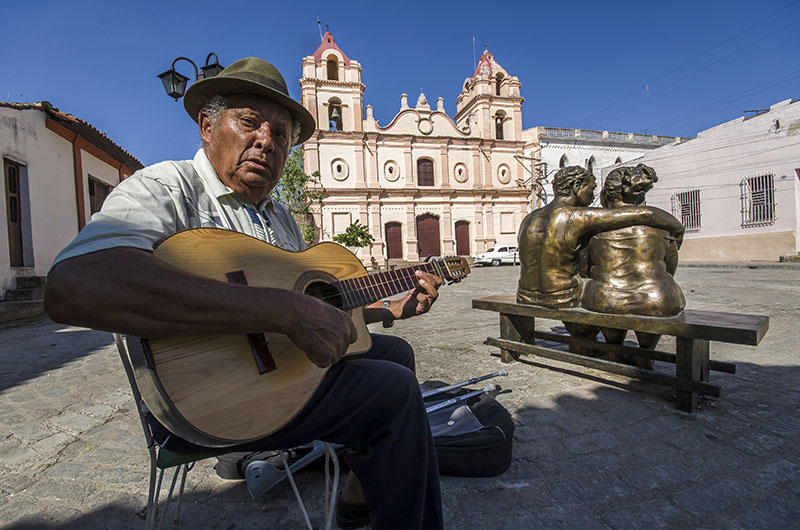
[45, 57, 443, 530]
[517, 165, 684, 309]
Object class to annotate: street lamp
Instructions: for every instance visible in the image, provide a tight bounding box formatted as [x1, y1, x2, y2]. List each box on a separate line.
[157, 53, 223, 100]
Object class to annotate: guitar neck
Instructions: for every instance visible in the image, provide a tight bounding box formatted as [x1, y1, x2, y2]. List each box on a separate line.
[335, 262, 443, 311]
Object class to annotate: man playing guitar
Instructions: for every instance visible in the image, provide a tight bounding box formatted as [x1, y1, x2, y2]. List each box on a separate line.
[45, 57, 444, 530]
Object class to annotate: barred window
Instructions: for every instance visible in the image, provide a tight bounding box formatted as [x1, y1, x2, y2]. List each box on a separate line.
[417, 159, 434, 186]
[671, 189, 701, 232]
[88, 176, 112, 215]
[740, 173, 776, 227]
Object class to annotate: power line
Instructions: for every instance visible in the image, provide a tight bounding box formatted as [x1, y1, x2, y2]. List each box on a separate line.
[581, 15, 800, 130]
[644, 70, 800, 133]
[575, 0, 800, 128]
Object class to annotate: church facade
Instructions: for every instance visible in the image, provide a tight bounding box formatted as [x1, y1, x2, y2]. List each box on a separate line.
[300, 33, 680, 261]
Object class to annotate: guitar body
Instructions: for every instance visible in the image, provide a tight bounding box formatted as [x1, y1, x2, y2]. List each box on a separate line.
[128, 228, 373, 448]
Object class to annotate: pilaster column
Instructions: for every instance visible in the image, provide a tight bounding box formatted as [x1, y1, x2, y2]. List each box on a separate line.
[484, 199, 496, 247]
[403, 141, 414, 188]
[366, 134, 379, 187]
[474, 202, 486, 251]
[354, 141, 366, 188]
[471, 148, 482, 188]
[369, 200, 383, 258]
[303, 137, 320, 176]
[406, 204, 419, 261]
[442, 201, 454, 254]
[439, 144, 450, 188]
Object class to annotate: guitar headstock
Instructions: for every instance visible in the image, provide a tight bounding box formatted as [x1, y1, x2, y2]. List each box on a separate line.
[435, 256, 471, 284]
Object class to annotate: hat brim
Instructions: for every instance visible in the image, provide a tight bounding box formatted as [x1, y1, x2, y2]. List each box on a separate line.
[183, 76, 316, 145]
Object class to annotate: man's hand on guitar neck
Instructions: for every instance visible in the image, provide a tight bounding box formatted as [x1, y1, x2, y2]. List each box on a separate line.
[382, 269, 443, 322]
[287, 270, 441, 368]
[287, 295, 359, 369]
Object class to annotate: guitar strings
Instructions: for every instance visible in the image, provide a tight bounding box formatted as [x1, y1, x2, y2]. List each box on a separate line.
[308, 261, 466, 309]
[316, 263, 436, 308]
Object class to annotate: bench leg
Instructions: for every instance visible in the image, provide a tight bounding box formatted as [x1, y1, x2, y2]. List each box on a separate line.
[675, 337, 711, 412]
[499, 313, 535, 363]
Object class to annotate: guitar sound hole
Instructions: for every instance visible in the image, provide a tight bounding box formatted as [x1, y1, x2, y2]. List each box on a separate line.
[305, 281, 344, 309]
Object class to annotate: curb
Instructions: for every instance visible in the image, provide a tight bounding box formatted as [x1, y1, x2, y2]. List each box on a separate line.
[678, 262, 800, 270]
[0, 301, 45, 323]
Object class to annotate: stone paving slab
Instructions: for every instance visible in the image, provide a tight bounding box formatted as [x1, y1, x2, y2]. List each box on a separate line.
[1, 265, 799, 529]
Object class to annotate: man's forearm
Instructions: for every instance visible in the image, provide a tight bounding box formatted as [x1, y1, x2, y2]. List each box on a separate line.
[44, 247, 307, 338]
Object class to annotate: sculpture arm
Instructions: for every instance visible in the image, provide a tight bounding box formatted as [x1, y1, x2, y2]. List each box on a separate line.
[574, 206, 685, 243]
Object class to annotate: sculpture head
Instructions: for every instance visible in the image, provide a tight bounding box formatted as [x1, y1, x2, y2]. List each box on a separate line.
[552, 166, 595, 206]
[600, 164, 657, 207]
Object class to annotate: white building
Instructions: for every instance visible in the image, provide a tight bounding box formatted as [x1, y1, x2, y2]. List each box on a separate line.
[0, 101, 142, 299]
[528, 127, 689, 205]
[613, 98, 800, 261]
[299, 32, 682, 261]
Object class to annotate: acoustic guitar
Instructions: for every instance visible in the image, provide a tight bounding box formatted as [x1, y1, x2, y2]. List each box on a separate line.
[126, 228, 470, 448]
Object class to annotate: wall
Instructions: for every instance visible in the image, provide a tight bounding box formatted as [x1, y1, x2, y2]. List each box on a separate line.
[0, 107, 126, 295]
[622, 99, 800, 261]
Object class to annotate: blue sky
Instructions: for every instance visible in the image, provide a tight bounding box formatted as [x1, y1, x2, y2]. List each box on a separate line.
[3, 0, 799, 166]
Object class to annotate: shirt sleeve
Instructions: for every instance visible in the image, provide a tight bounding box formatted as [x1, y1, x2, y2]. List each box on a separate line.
[50, 171, 185, 269]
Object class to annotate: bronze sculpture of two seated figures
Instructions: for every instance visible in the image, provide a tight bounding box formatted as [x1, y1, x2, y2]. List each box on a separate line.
[516, 164, 686, 367]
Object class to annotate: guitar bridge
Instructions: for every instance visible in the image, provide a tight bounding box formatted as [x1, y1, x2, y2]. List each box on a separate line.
[226, 269, 278, 374]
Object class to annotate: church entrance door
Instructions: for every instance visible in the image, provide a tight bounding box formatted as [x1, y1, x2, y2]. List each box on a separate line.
[385, 222, 402, 259]
[416, 214, 440, 258]
[455, 221, 470, 256]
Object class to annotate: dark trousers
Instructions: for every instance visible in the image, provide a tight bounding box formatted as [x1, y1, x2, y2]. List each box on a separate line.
[156, 333, 443, 530]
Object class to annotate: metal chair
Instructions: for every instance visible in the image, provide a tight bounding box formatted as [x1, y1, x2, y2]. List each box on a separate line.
[113, 333, 340, 530]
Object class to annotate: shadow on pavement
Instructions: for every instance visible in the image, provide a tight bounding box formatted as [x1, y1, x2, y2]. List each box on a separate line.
[0, 316, 114, 392]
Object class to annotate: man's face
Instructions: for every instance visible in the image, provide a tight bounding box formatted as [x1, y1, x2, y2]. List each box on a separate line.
[575, 175, 596, 206]
[200, 95, 292, 205]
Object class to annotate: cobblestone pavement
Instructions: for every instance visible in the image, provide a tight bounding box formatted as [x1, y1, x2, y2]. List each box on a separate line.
[1, 265, 799, 529]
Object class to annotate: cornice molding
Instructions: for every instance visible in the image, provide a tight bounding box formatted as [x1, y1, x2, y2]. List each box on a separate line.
[320, 187, 530, 200]
[454, 94, 524, 121]
[311, 129, 529, 147]
[540, 143, 652, 153]
[300, 77, 365, 90]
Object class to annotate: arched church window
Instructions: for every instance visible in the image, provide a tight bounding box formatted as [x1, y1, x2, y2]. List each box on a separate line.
[417, 159, 434, 186]
[328, 98, 342, 131]
[495, 73, 504, 96]
[615, 157, 622, 164]
[326, 55, 339, 81]
[495, 111, 506, 140]
[559, 154, 568, 168]
[587, 156, 596, 174]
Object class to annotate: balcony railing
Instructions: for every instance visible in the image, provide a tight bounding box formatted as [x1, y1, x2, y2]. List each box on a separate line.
[540, 127, 688, 145]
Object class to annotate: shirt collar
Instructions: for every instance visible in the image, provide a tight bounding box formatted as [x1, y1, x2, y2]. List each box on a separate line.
[194, 148, 235, 199]
[195, 148, 275, 212]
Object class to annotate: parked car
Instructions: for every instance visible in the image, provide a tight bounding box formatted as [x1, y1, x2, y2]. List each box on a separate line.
[474, 246, 520, 266]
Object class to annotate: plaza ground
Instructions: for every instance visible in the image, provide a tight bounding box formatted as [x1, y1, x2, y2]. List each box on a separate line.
[1, 264, 799, 529]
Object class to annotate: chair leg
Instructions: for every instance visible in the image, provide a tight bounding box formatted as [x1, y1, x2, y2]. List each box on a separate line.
[156, 467, 182, 530]
[145, 447, 159, 530]
[174, 463, 194, 525]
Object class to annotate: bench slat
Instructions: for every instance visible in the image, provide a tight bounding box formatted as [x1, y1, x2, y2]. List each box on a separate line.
[473, 294, 769, 346]
[487, 337, 721, 397]
[533, 329, 736, 374]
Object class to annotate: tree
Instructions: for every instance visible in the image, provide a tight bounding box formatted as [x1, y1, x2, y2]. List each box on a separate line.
[271, 147, 323, 245]
[333, 220, 374, 254]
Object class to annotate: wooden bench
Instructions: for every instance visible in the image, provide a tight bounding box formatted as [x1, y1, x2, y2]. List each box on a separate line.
[472, 294, 769, 412]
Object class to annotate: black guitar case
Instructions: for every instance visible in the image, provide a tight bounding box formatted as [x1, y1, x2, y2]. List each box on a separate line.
[425, 388, 515, 477]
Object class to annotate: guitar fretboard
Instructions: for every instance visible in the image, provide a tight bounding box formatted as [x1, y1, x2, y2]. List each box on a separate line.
[335, 262, 440, 311]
